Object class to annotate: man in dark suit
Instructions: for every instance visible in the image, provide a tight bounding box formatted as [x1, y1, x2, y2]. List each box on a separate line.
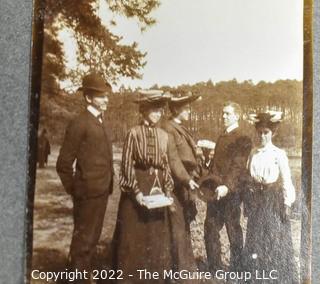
[56, 73, 113, 283]
[203, 101, 252, 273]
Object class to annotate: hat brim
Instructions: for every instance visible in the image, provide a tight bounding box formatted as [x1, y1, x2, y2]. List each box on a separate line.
[134, 92, 171, 104]
[197, 174, 219, 202]
[79, 88, 111, 99]
[134, 97, 169, 104]
[78, 86, 111, 93]
[169, 94, 201, 107]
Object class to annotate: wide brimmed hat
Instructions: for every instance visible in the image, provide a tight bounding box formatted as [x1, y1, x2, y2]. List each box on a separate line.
[169, 92, 201, 109]
[134, 89, 171, 105]
[79, 72, 112, 96]
[247, 110, 283, 131]
[197, 174, 219, 202]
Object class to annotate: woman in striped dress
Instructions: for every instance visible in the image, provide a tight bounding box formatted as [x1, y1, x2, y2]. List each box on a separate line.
[112, 90, 199, 284]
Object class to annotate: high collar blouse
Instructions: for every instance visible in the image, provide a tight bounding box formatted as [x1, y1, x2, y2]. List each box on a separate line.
[248, 142, 296, 207]
[119, 123, 173, 195]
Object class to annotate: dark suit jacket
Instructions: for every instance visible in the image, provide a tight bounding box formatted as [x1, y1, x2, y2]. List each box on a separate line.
[56, 109, 113, 198]
[210, 127, 252, 193]
[162, 120, 198, 186]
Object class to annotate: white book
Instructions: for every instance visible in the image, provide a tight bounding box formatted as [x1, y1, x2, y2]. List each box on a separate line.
[143, 194, 174, 209]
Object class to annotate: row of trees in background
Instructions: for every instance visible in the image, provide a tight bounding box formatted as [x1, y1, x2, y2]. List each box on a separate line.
[40, 0, 302, 154]
[40, 79, 302, 155]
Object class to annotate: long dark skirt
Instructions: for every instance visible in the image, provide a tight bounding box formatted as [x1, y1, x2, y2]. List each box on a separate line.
[241, 185, 299, 284]
[112, 168, 199, 284]
[113, 192, 172, 284]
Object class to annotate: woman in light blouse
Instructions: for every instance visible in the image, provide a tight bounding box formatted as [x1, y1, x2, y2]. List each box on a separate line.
[241, 111, 298, 284]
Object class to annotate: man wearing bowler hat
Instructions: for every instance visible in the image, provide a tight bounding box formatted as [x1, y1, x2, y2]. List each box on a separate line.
[202, 101, 252, 273]
[56, 72, 113, 283]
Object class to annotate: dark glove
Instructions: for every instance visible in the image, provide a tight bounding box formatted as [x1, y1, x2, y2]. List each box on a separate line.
[280, 205, 291, 223]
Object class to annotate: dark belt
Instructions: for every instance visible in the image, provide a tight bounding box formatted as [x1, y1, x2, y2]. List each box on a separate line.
[252, 180, 280, 192]
[134, 163, 163, 171]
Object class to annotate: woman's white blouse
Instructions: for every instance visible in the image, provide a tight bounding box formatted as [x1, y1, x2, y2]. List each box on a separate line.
[248, 143, 296, 207]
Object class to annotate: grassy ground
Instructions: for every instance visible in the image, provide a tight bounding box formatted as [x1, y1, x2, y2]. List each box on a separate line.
[30, 146, 302, 283]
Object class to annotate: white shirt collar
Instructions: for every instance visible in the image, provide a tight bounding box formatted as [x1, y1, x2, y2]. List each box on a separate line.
[87, 105, 101, 118]
[173, 117, 182, 124]
[225, 122, 239, 133]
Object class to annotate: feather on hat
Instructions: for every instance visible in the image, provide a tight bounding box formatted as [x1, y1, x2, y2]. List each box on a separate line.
[246, 110, 283, 131]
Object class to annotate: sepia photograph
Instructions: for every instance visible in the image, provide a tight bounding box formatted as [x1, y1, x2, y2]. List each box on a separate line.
[28, 0, 309, 283]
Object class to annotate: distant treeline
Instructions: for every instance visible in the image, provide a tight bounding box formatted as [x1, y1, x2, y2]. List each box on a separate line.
[39, 79, 302, 154]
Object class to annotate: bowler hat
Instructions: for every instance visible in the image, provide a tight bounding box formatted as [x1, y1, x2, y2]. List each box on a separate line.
[79, 72, 112, 96]
[197, 174, 219, 202]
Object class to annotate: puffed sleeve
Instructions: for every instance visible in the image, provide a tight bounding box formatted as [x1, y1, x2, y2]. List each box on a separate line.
[278, 149, 296, 207]
[119, 130, 140, 194]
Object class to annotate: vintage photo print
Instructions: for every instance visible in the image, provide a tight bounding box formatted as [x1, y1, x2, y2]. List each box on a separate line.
[27, 0, 312, 283]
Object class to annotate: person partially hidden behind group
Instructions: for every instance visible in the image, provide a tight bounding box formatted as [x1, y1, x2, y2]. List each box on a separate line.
[241, 111, 298, 283]
[37, 128, 51, 168]
[112, 90, 202, 284]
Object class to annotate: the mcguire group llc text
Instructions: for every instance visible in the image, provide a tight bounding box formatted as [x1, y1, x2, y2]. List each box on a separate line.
[31, 268, 279, 282]
[137, 269, 278, 281]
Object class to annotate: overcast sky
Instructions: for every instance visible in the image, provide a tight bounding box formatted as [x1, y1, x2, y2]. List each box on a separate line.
[60, 0, 303, 89]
